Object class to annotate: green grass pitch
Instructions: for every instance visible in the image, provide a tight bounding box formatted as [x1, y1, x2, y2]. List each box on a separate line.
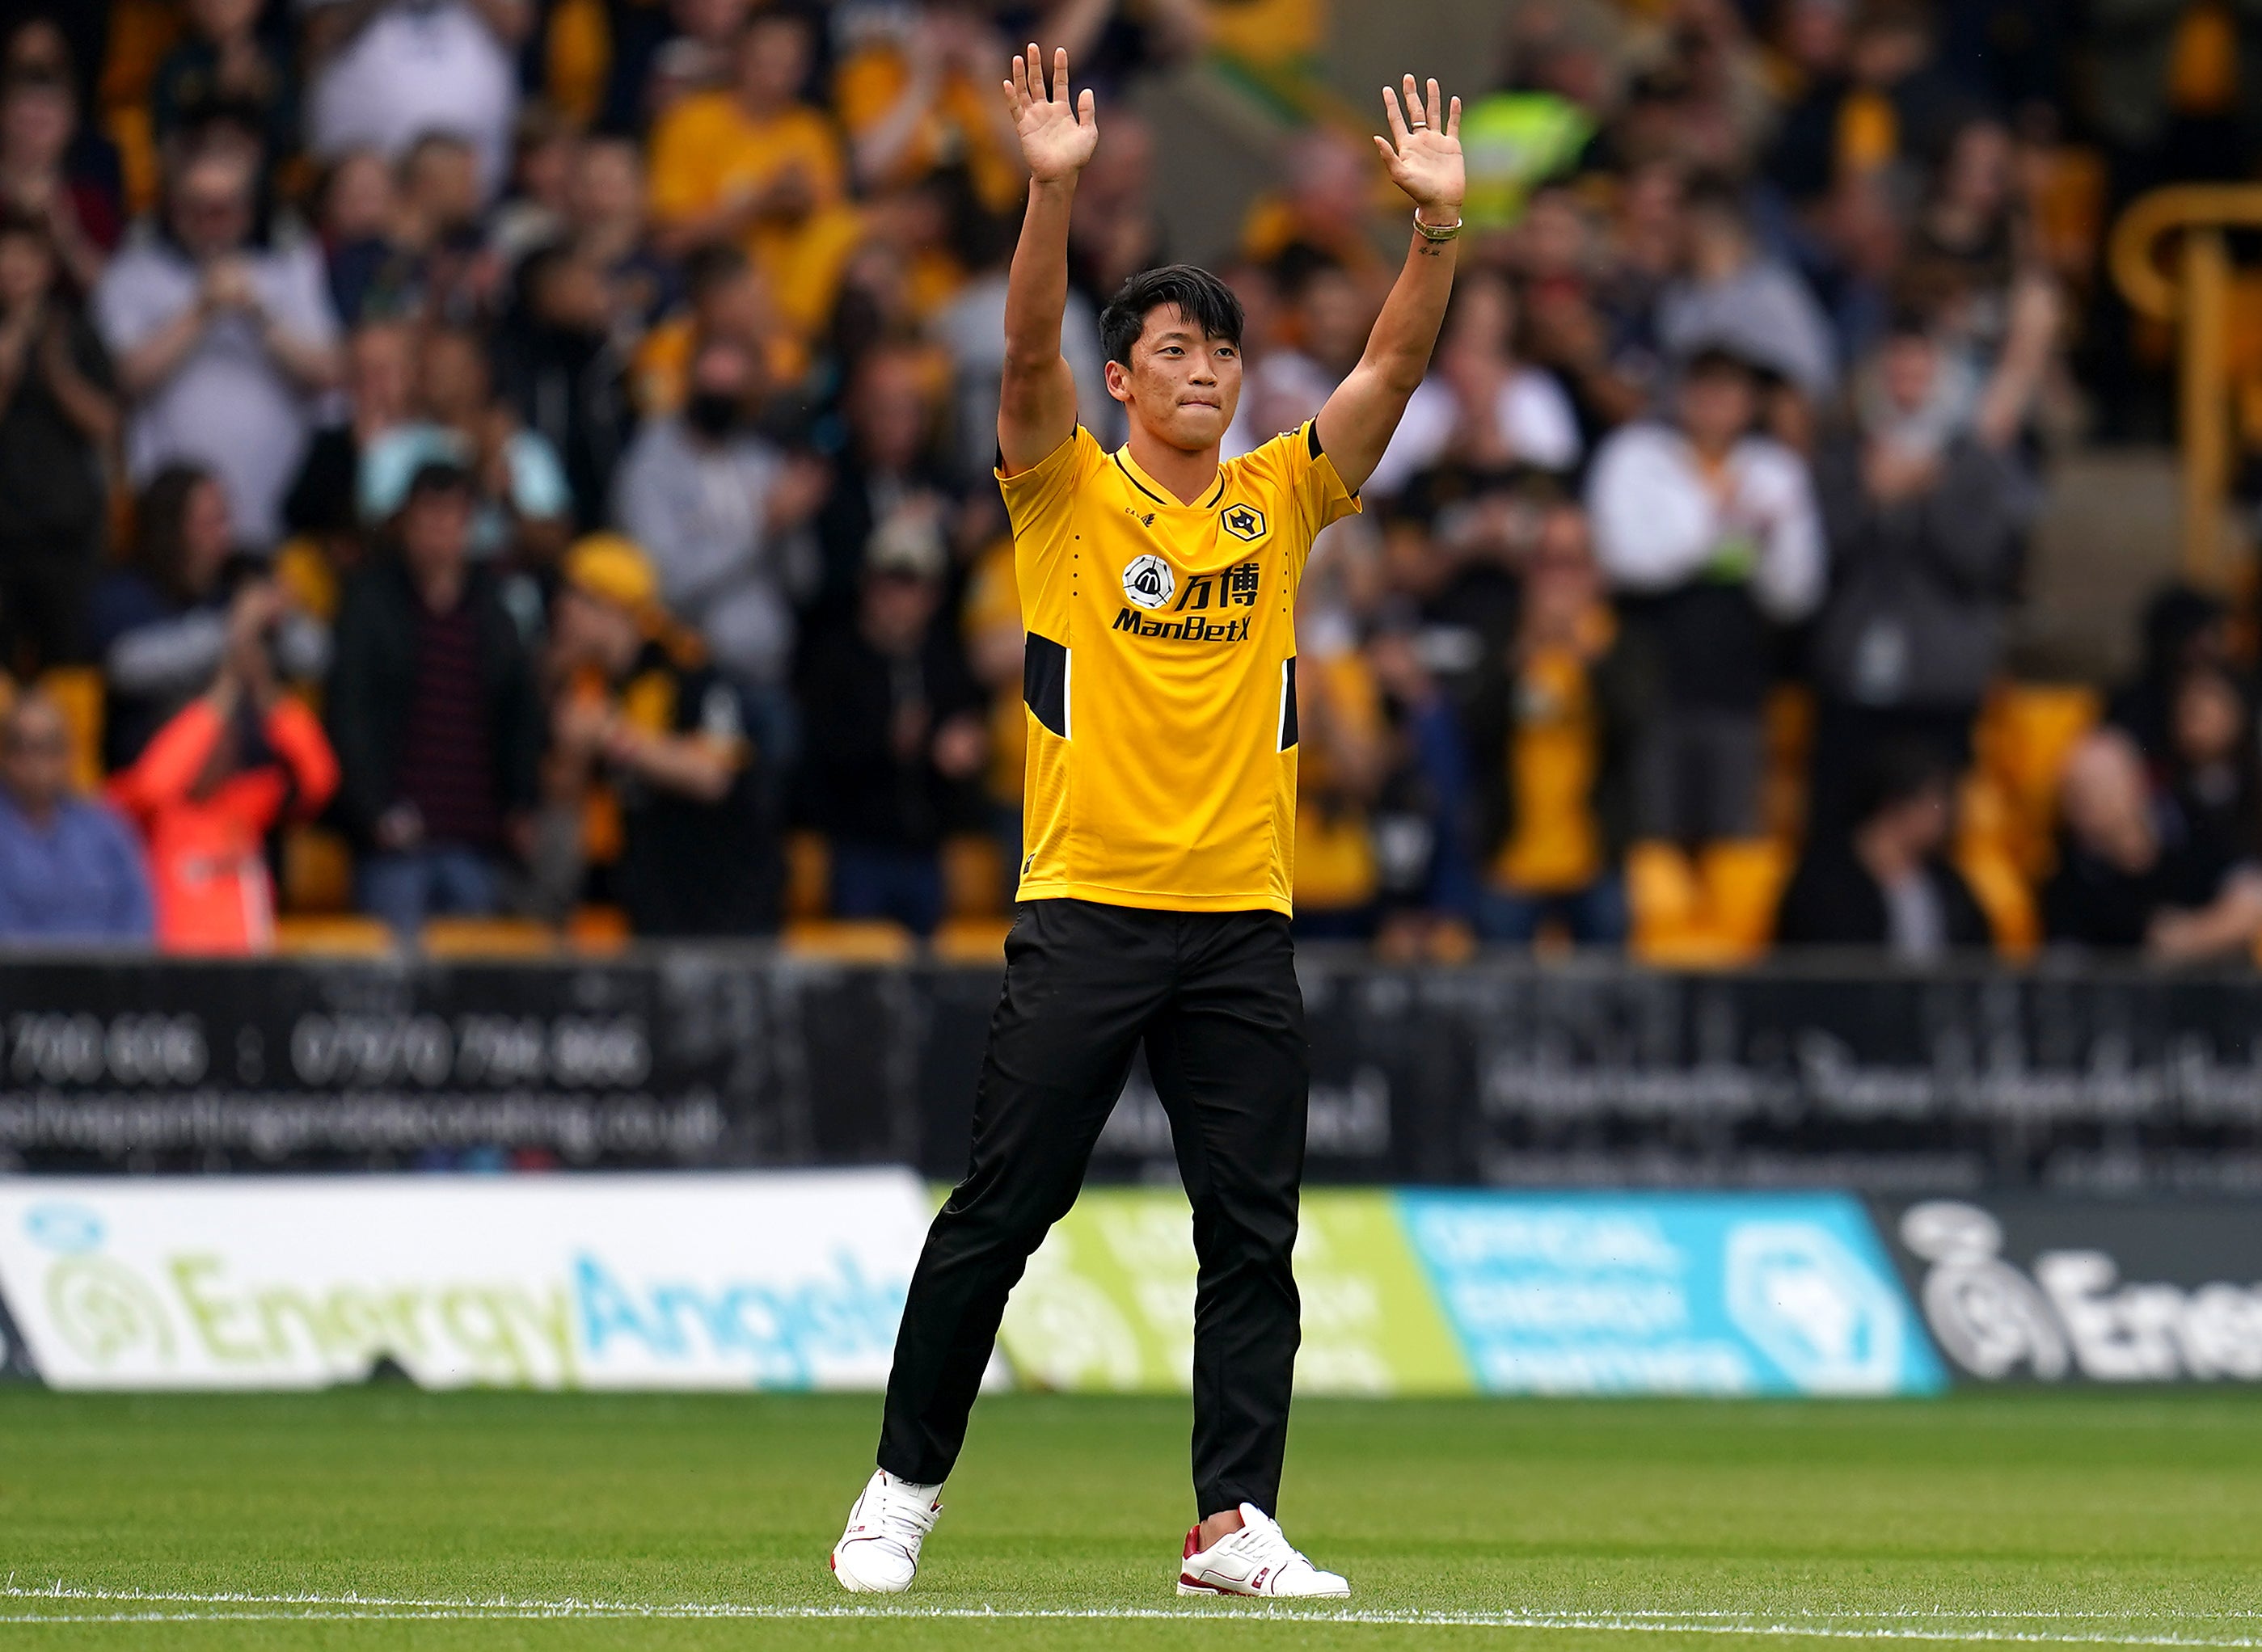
[2, 1388, 2258, 1648]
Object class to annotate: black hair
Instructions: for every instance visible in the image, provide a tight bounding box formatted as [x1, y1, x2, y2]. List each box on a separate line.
[1851, 738, 1954, 827]
[404, 459, 475, 503]
[1098, 264, 1245, 369]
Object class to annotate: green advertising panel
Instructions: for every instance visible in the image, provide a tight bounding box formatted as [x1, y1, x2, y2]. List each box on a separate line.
[995, 1187, 1471, 1396]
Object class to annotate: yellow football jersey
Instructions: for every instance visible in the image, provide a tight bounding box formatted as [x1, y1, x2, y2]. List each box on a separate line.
[999, 420, 1361, 914]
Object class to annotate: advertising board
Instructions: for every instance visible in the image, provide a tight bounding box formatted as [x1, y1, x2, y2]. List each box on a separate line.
[0, 1171, 931, 1390]
[1876, 1198, 2262, 1384]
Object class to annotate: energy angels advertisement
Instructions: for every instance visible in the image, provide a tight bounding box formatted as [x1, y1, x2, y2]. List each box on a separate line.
[1001, 1188, 1943, 1397]
[0, 1172, 932, 1390]
[0, 1175, 1944, 1396]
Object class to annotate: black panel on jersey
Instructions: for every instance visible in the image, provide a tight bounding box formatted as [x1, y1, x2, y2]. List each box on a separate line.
[1279, 656, 1298, 751]
[1024, 633, 1069, 737]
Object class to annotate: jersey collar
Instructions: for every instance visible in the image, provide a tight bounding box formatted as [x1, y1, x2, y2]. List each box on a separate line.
[1113, 445, 1228, 511]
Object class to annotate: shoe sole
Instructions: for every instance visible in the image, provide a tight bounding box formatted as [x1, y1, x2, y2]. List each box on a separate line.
[1176, 1574, 1349, 1599]
[830, 1549, 914, 1595]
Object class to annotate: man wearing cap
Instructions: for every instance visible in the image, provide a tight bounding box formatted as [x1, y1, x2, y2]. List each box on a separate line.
[327, 460, 546, 938]
[548, 534, 777, 936]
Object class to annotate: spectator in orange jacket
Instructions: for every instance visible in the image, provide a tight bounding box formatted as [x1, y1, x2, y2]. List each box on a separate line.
[106, 579, 339, 953]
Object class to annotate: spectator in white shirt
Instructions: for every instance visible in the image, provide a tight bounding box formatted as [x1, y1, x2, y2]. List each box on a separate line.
[93, 141, 341, 551]
[1586, 342, 1821, 843]
[300, 0, 528, 201]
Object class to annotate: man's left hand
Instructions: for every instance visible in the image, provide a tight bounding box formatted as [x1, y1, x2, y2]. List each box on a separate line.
[1374, 74, 1463, 221]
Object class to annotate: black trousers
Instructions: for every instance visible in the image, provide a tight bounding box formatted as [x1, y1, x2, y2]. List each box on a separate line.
[877, 898, 1309, 1519]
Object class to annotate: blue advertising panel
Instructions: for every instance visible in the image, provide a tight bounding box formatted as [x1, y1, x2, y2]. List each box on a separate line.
[1396, 1191, 1947, 1397]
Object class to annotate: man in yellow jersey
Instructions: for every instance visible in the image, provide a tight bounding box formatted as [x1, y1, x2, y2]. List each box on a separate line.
[832, 43, 1465, 1601]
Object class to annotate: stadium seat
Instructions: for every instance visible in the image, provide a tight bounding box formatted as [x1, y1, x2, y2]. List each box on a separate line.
[272, 914, 395, 955]
[36, 667, 104, 796]
[1762, 685, 1815, 844]
[1699, 838, 1794, 957]
[941, 833, 1006, 919]
[785, 832, 830, 921]
[932, 917, 1013, 963]
[421, 918, 560, 958]
[567, 905, 632, 955]
[280, 825, 354, 914]
[1627, 840, 1711, 963]
[782, 919, 915, 963]
[273, 537, 341, 623]
[1975, 683, 2100, 879]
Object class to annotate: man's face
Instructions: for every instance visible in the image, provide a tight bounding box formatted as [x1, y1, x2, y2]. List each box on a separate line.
[862, 571, 939, 653]
[0, 230, 51, 310]
[1884, 782, 1950, 858]
[348, 325, 412, 425]
[737, 19, 808, 106]
[418, 331, 487, 420]
[554, 587, 640, 674]
[171, 158, 254, 259]
[852, 354, 930, 470]
[1105, 306, 1242, 453]
[572, 141, 642, 226]
[0, 701, 70, 814]
[1678, 364, 1755, 449]
[400, 491, 472, 583]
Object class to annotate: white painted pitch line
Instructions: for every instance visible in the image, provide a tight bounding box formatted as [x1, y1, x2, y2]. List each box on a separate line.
[4, 1589, 2262, 1645]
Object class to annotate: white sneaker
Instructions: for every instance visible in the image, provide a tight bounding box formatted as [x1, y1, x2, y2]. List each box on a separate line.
[829, 1469, 942, 1594]
[1177, 1503, 1349, 1599]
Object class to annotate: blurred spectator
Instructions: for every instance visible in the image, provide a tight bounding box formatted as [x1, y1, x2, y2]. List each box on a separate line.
[302, 0, 526, 200]
[283, 317, 415, 551]
[1363, 610, 1478, 955]
[544, 534, 777, 935]
[1769, 0, 1973, 208]
[935, 215, 1106, 485]
[2108, 585, 2231, 764]
[388, 131, 500, 323]
[94, 142, 341, 550]
[835, 0, 1021, 215]
[1588, 343, 1822, 844]
[1242, 129, 1385, 291]
[314, 147, 400, 323]
[569, 133, 676, 339]
[2161, 661, 2262, 883]
[1774, 739, 1990, 957]
[1464, 503, 1639, 946]
[629, 0, 755, 124]
[1806, 280, 2054, 832]
[1066, 103, 1160, 311]
[811, 342, 955, 626]
[2045, 728, 2262, 962]
[1658, 178, 1837, 403]
[0, 689, 153, 943]
[616, 333, 825, 697]
[1292, 634, 1386, 940]
[87, 466, 327, 770]
[631, 239, 783, 416]
[487, 103, 577, 272]
[106, 579, 340, 954]
[650, 11, 864, 339]
[0, 205, 116, 675]
[359, 322, 573, 562]
[495, 243, 631, 530]
[327, 461, 542, 936]
[152, 0, 297, 164]
[795, 513, 982, 934]
[1365, 272, 1580, 500]
[0, 60, 110, 291]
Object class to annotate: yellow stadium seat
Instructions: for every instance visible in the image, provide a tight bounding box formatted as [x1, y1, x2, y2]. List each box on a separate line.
[1957, 845, 2039, 960]
[274, 537, 341, 624]
[1627, 839, 1704, 962]
[1700, 837, 1794, 958]
[932, 917, 1012, 963]
[783, 919, 915, 964]
[273, 914, 395, 955]
[567, 905, 632, 955]
[421, 917, 560, 958]
[36, 667, 103, 796]
[280, 825, 354, 914]
[785, 831, 830, 921]
[1762, 685, 1815, 844]
[1976, 684, 2100, 879]
[941, 833, 1006, 920]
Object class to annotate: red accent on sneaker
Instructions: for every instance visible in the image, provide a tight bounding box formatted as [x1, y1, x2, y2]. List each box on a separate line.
[1183, 1525, 1201, 1559]
[829, 1553, 838, 1573]
[1252, 1566, 1271, 1591]
[1179, 1574, 1224, 1593]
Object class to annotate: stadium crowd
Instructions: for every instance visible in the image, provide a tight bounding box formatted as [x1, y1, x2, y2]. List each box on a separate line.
[0, 0, 2255, 964]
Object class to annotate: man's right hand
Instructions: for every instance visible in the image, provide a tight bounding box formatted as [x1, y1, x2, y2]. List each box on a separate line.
[1002, 44, 1096, 186]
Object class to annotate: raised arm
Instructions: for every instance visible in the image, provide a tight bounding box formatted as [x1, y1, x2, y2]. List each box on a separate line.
[1314, 76, 1465, 495]
[996, 44, 1098, 475]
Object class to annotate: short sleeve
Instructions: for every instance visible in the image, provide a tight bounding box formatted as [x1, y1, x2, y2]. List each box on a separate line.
[1238, 420, 1361, 578]
[996, 425, 1103, 546]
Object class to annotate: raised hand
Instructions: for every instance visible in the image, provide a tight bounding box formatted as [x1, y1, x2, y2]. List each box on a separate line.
[1002, 44, 1097, 186]
[1374, 75, 1464, 218]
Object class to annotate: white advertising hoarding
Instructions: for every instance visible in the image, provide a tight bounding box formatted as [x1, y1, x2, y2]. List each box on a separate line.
[0, 1172, 932, 1391]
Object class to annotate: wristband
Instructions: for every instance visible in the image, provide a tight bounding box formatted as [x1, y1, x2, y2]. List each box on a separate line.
[1412, 210, 1463, 242]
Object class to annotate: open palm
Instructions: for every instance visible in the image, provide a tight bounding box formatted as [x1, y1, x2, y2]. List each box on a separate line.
[1375, 75, 1464, 215]
[1003, 44, 1098, 184]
